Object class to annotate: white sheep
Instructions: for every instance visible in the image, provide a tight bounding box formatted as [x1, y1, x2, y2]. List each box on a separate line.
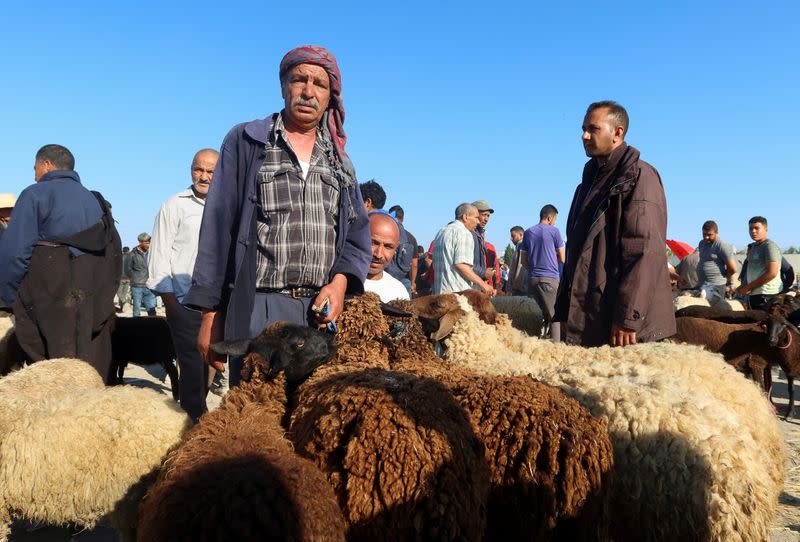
[0, 358, 104, 437]
[0, 383, 190, 542]
[489, 295, 544, 336]
[673, 294, 745, 312]
[439, 295, 783, 541]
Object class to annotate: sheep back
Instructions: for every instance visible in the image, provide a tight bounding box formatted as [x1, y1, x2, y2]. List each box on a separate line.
[138, 380, 345, 542]
[0, 385, 190, 539]
[0, 358, 104, 436]
[289, 368, 489, 542]
[490, 295, 545, 337]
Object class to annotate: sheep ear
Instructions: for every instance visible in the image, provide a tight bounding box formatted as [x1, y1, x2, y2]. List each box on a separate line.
[211, 339, 252, 357]
[432, 310, 464, 341]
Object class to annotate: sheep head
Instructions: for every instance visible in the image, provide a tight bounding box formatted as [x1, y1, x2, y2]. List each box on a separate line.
[406, 290, 497, 341]
[765, 297, 800, 348]
[211, 322, 337, 386]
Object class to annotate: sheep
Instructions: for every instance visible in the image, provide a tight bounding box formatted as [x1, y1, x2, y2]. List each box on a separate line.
[0, 383, 190, 542]
[0, 358, 104, 438]
[380, 296, 615, 540]
[110, 315, 179, 400]
[675, 305, 767, 323]
[490, 295, 545, 337]
[673, 294, 745, 312]
[138, 321, 346, 542]
[419, 293, 783, 542]
[0, 315, 25, 376]
[278, 293, 490, 541]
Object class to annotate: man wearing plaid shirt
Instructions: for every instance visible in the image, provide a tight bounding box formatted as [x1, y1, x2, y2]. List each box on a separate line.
[186, 46, 371, 386]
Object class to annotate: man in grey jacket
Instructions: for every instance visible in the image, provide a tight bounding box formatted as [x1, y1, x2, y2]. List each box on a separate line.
[127, 232, 156, 317]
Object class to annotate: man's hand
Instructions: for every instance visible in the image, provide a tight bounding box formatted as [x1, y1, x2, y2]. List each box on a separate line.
[197, 310, 226, 372]
[161, 293, 180, 319]
[314, 274, 348, 323]
[735, 284, 751, 296]
[479, 282, 495, 296]
[610, 323, 637, 347]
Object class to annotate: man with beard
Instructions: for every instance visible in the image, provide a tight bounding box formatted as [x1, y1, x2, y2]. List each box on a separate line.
[148, 148, 219, 421]
[185, 45, 371, 386]
[364, 212, 410, 302]
[554, 101, 675, 347]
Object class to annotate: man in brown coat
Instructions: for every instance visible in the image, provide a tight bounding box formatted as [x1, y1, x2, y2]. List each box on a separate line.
[553, 101, 675, 347]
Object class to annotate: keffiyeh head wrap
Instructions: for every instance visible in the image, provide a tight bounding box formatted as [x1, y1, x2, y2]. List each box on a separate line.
[278, 45, 355, 219]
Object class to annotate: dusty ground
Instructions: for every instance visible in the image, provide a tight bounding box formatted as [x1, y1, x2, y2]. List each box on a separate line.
[770, 367, 800, 541]
[9, 362, 800, 541]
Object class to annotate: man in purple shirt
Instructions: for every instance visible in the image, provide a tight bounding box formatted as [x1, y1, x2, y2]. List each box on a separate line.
[520, 204, 565, 340]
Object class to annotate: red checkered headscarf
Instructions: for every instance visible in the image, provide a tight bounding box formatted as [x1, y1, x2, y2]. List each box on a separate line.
[279, 45, 348, 160]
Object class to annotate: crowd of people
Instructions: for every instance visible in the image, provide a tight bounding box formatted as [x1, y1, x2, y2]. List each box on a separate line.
[0, 45, 790, 421]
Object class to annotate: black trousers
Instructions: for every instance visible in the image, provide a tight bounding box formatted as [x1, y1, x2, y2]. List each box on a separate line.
[166, 303, 208, 421]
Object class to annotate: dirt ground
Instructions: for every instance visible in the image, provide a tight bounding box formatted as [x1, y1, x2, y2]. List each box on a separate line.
[8, 363, 800, 541]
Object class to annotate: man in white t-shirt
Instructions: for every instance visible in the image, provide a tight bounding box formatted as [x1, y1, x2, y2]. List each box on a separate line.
[364, 212, 410, 303]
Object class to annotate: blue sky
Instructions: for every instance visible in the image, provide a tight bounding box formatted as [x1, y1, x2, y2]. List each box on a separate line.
[2, 1, 798, 257]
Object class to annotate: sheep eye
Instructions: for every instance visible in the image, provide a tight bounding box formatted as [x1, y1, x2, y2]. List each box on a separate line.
[293, 341, 305, 350]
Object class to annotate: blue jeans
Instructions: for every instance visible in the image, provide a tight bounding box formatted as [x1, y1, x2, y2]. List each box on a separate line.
[131, 287, 157, 317]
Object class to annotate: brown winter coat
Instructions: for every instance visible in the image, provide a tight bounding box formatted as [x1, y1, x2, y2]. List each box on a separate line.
[554, 143, 675, 346]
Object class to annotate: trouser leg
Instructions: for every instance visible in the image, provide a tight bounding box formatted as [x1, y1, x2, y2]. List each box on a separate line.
[528, 276, 561, 341]
[167, 304, 207, 421]
[143, 289, 157, 316]
[131, 287, 143, 317]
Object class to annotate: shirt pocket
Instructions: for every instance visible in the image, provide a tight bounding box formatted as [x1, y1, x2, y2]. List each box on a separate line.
[319, 174, 341, 216]
[257, 167, 294, 216]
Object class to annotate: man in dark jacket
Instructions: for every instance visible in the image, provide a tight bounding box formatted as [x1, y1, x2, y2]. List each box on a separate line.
[554, 101, 675, 347]
[185, 45, 371, 385]
[0, 144, 121, 380]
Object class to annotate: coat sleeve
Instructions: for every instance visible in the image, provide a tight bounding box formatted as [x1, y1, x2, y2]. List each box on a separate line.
[330, 183, 371, 293]
[613, 165, 670, 332]
[184, 126, 243, 310]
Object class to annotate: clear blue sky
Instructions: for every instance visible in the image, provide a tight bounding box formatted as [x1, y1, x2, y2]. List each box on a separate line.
[2, 1, 798, 256]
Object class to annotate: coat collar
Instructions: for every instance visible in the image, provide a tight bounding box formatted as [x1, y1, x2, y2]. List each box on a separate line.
[38, 169, 81, 184]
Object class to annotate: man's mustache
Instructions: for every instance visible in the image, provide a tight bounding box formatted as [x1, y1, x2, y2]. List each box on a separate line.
[293, 97, 319, 110]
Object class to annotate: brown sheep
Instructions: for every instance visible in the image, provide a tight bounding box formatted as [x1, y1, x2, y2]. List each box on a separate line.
[137, 323, 345, 542]
[287, 295, 489, 541]
[384, 301, 614, 541]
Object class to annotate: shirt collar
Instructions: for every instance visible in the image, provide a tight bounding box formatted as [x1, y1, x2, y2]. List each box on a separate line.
[178, 187, 206, 205]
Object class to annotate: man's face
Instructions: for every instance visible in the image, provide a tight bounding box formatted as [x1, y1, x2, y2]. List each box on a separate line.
[191, 151, 218, 198]
[138, 240, 151, 252]
[702, 229, 718, 244]
[282, 63, 331, 128]
[478, 210, 491, 229]
[749, 222, 768, 243]
[368, 215, 399, 279]
[581, 107, 623, 158]
[462, 209, 480, 232]
[510, 230, 523, 245]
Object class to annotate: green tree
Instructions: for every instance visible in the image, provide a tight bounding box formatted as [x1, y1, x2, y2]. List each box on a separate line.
[504, 243, 515, 264]
[786, 246, 799, 254]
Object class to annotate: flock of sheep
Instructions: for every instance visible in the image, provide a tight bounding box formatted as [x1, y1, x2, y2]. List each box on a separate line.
[0, 289, 792, 541]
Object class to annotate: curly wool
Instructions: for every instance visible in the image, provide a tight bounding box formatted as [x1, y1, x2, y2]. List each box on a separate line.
[0, 358, 104, 437]
[289, 367, 489, 542]
[386, 298, 614, 541]
[442, 296, 782, 542]
[0, 385, 190, 542]
[138, 376, 345, 542]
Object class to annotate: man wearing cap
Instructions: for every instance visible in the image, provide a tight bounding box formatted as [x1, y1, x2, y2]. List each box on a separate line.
[0, 144, 120, 379]
[128, 233, 157, 317]
[433, 203, 495, 296]
[0, 193, 15, 241]
[471, 200, 501, 290]
[185, 45, 371, 386]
